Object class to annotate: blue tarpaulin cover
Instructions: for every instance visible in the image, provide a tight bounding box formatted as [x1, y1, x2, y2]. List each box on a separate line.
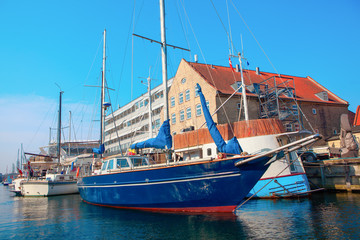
[196, 83, 242, 154]
[130, 119, 172, 150]
[93, 144, 105, 154]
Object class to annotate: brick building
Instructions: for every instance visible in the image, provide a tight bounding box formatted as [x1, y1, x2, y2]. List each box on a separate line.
[167, 59, 350, 142]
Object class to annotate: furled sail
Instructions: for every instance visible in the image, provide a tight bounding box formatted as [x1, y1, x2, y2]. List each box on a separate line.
[196, 83, 242, 154]
[93, 144, 105, 154]
[130, 119, 172, 149]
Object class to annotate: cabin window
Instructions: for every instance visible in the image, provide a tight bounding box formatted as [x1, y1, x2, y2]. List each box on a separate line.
[196, 104, 202, 116]
[179, 92, 184, 104]
[206, 101, 210, 110]
[237, 103, 241, 109]
[186, 107, 192, 119]
[140, 101, 144, 108]
[185, 89, 190, 101]
[207, 148, 212, 156]
[333, 129, 337, 135]
[132, 157, 147, 167]
[117, 158, 129, 168]
[312, 108, 316, 115]
[171, 113, 176, 124]
[170, 96, 175, 107]
[101, 161, 108, 171]
[195, 85, 199, 97]
[180, 110, 185, 121]
[107, 159, 114, 170]
[181, 78, 186, 84]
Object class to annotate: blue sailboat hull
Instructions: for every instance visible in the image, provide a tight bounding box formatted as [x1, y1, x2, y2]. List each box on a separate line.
[247, 173, 311, 198]
[78, 156, 271, 212]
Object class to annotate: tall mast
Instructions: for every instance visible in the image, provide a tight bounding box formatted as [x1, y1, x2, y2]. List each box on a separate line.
[160, 0, 169, 121]
[57, 90, 63, 163]
[238, 53, 249, 120]
[68, 111, 72, 155]
[100, 29, 106, 151]
[147, 75, 153, 138]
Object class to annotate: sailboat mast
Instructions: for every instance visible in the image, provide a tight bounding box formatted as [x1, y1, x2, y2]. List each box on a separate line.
[57, 90, 63, 164]
[68, 111, 71, 156]
[238, 53, 249, 120]
[160, 0, 169, 121]
[100, 29, 106, 150]
[147, 76, 153, 138]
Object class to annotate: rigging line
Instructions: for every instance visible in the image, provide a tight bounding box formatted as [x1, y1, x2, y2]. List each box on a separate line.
[235, 143, 316, 211]
[229, 0, 278, 74]
[26, 99, 57, 151]
[179, 0, 234, 135]
[226, 0, 234, 56]
[106, 81, 123, 156]
[209, 0, 238, 54]
[175, 0, 192, 60]
[229, 0, 307, 125]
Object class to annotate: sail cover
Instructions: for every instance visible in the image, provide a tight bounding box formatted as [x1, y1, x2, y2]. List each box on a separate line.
[130, 119, 172, 150]
[93, 144, 105, 154]
[196, 83, 242, 155]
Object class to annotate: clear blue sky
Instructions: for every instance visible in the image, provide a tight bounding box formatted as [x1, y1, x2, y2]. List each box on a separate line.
[0, 0, 359, 174]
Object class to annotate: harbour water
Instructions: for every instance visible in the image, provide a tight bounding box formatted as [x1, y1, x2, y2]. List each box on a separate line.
[1, 186, 359, 239]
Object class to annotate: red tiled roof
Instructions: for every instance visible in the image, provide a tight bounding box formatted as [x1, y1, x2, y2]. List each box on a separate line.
[186, 60, 348, 105]
[354, 106, 360, 126]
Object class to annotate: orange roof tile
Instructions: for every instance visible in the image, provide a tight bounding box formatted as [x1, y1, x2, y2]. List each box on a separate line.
[186, 60, 348, 105]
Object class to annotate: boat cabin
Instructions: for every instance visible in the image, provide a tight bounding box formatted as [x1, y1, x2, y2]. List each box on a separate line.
[45, 173, 75, 182]
[99, 156, 150, 174]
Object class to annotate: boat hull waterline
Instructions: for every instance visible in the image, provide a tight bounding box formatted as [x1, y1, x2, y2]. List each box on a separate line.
[21, 181, 78, 197]
[78, 156, 272, 212]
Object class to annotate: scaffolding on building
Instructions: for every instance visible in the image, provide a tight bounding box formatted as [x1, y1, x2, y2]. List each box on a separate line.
[247, 75, 302, 132]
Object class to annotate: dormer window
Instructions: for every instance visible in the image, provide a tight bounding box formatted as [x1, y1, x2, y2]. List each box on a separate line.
[284, 89, 294, 98]
[231, 81, 242, 92]
[315, 91, 328, 101]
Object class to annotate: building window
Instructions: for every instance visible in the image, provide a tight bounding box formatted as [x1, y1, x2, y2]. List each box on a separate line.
[286, 123, 292, 132]
[195, 85, 199, 97]
[333, 129, 337, 135]
[186, 107, 191, 119]
[185, 89, 190, 101]
[179, 92, 184, 104]
[171, 113, 176, 124]
[237, 102, 241, 109]
[170, 96, 175, 107]
[231, 81, 242, 92]
[196, 104, 202, 116]
[180, 110, 185, 122]
[312, 108, 317, 115]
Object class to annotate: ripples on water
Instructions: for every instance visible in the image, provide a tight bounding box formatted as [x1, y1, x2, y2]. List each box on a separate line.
[0, 186, 359, 239]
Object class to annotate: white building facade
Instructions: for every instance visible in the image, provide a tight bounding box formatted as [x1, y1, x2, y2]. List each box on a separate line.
[104, 79, 173, 155]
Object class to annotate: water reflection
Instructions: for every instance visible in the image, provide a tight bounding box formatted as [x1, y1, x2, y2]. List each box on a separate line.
[1, 185, 360, 239]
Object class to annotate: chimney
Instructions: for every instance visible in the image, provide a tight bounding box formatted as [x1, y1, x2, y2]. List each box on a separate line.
[256, 67, 260, 75]
[194, 54, 198, 63]
[236, 64, 240, 72]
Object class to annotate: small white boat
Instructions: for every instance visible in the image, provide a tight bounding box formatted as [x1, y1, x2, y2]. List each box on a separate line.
[9, 177, 25, 196]
[20, 173, 78, 197]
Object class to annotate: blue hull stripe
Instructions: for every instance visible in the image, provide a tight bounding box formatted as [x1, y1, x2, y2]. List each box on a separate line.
[79, 172, 241, 188]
